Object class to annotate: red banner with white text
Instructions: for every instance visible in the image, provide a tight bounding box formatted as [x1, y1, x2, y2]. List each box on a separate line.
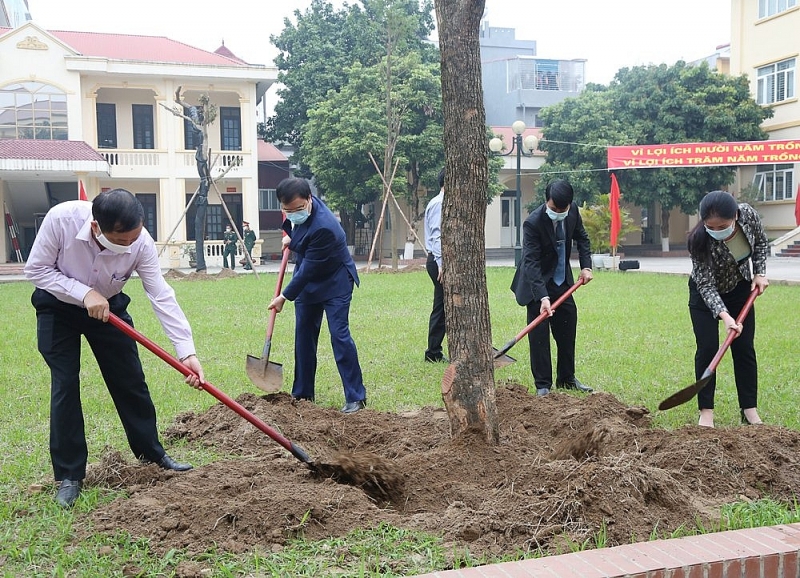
[607, 139, 800, 170]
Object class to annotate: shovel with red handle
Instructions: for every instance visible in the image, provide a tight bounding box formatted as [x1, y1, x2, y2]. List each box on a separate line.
[493, 278, 585, 367]
[107, 312, 314, 467]
[658, 288, 759, 411]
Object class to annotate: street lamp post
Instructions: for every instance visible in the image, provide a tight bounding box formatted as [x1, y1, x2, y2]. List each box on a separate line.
[490, 120, 539, 266]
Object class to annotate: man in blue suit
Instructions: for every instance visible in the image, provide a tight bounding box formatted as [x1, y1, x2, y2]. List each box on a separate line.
[267, 178, 367, 413]
[510, 179, 594, 397]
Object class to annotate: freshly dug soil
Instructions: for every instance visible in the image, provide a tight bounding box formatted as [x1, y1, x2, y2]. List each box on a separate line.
[82, 385, 800, 562]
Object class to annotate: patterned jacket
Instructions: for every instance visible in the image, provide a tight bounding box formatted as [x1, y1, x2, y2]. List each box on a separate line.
[690, 202, 767, 318]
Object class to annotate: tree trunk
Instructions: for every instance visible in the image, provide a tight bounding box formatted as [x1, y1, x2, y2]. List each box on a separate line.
[435, 0, 498, 444]
[194, 146, 210, 272]
[660, 206, 671, 252]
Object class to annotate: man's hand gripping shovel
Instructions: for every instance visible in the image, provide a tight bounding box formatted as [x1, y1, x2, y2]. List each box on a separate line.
[492, 279, 585, 368]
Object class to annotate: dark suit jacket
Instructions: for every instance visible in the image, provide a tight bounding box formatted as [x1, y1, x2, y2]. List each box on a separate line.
[511, 202, 592, 306]
[281, 195, 359, 304]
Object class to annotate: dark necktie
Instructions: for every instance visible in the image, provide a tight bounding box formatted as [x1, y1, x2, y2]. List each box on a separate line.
[554, 220, 566, 286]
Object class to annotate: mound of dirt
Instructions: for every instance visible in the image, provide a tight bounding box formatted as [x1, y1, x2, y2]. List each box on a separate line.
[162, 269, 187, 280]
[82, 385, 800, 560]
[358, 259, 428, 274]
[215, 268, 238, 279]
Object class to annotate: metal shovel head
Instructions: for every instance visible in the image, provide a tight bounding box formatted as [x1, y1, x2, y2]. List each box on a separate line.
[492, 349, 516, 368]
[245, 354, 284, 392]
[657, 375, 712, 411]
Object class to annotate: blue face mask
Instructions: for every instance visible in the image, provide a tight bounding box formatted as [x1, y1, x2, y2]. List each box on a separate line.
[546, 206, 569, 221]
[705, 222, 735, 241]
[286, 209, 310, 225]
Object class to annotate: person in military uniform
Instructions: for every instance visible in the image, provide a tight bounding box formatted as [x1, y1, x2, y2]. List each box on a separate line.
[222, 224, 237, 270]
[242, 221, 257, 270]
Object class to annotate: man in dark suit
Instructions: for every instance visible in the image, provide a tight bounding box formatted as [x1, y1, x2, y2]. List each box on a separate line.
[511, 179, 594, 396]
[267, 178, 367, 413]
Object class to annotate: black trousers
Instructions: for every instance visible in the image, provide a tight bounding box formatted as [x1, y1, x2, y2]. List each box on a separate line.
[32, 289, 166, 481]
[425, 253, 446, 359]
[689, 279, 757, 410]
[526, 281, 578, 389]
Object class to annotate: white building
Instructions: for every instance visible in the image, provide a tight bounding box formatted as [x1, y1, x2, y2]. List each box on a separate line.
[731, 0, 799, 251]
[0, 21, 276, 265]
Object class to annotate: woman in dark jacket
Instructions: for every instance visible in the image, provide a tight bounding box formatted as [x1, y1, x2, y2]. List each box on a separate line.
[687, 191, 769, 427]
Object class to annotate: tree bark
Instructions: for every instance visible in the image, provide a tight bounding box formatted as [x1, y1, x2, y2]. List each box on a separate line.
[435, 0, 498, 444]
[660, 206, 671, 252]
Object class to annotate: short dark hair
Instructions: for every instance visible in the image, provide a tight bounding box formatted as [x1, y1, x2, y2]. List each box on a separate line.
[92, 188, 144, 233]
[437, 167, 445, 189]
[544, 179, 574, 210]
[275, 177, 312, 205]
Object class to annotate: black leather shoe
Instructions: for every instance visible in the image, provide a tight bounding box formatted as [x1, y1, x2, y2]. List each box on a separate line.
[555, 378, 593, 393]
[141, 454, 193, 471]
[158, 454, 193, 471]
[424, 354, 448, 363]
[55, 479, 82, 508]
[292, 395, 315, 402]
[341, 400, 367, 413]
[536, 387, 550, 397]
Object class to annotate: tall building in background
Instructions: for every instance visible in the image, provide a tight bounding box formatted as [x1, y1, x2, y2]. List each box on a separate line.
[480, 16, 585, 128]
[731, 0, 799, 243]
[0, 0, 31, 27]
[480, 15, 586, 255]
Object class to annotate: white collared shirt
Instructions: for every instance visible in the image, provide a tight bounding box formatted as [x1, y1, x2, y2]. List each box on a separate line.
[424, 189, 444, 268]
[24, 200, 196, 360]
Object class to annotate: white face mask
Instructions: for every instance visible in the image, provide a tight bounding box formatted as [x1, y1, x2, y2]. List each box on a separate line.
[705, 223, 735, 241]
[546, 206, 569, 221]
[93, 224, 130, 254]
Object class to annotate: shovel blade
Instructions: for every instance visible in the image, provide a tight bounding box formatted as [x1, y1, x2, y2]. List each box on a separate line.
[492, 349, 516, 368]
[658, 375, 712, 411]
[245, 354, 284, 392]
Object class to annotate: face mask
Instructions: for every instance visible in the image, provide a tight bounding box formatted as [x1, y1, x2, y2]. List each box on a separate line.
[705, 223, 735, 241]
[546, 206, 569, 221]
[95, 231, 129, 254]
[286, 202, 310, 225]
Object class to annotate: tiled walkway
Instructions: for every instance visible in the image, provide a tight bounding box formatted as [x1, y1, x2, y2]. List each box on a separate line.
[410, 523, 800, 578]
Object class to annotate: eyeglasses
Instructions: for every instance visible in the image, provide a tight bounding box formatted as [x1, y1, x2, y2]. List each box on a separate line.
[283, 201, 310, 214]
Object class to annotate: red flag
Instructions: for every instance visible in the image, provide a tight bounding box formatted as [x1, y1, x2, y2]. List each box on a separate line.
[79, 180, 88, 201]
[795, 183, 800, 227]
[609, 173, 622, 251]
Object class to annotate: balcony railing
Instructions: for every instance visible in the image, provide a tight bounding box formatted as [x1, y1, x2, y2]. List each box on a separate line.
[99, 149, 251, 178]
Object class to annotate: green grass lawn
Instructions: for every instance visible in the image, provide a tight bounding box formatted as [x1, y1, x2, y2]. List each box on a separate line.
[0, 268, 798, 576]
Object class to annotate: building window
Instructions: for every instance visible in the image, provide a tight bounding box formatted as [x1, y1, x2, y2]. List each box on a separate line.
[136, 193, 157, 241]
[259, 188, 280, 210]
[185, 193, 242, 240]
[96, 103, 117, 148]
[132, 104, 154, 149]
[220, 107, 241, 151]
[184, 117, 202, 150]
[753, 164, 794, 201]
[0, 81, 68, 140]
[758, 0, 797, 18]
[756, 58, 795, 104]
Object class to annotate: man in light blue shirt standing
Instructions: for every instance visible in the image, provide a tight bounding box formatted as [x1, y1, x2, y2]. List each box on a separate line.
[423, 168, 447, 363]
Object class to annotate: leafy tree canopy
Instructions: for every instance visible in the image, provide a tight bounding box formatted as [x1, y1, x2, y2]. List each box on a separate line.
[303, 52, 443, 216]
[264, 0, 436, 175]
[538, 62, 773, 223]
